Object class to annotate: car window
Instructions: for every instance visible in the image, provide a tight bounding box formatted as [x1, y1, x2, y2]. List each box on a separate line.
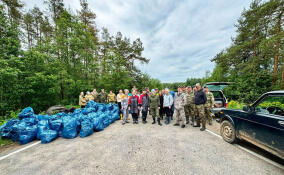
[255, 95, 284, 117]
[211, 91, 223, 99]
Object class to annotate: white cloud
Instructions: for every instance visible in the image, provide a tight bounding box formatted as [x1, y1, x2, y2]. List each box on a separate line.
[22, 0, 251, 83]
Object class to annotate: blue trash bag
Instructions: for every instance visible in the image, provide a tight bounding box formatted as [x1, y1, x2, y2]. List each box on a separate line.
[41, 130, 58, 144]
[18, 107, 35, 120]
[55, 112, 66, 118]
[106, 104, 114, 111]
[102, 114, 110, 128]
[21, 117, 37, 126]
[97, 104, 106, 112]
[49, 119, 62, 132]
[37, 120, 49, 140]
[86, 100, 98, 108]
[0, 119, 19, 139]
[79, 117, 93, 138]
[113, 113, 120, 120]
[18, 125, 38, 144]
[82, 107, 94, 115]
[37, 115, 50, 121]
[93, 117, 104, 131]
[72, 108, 82, 117]
[62, 115, 78, 139]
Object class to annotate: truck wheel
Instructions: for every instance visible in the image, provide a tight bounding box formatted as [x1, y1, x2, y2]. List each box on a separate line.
[220, 120, 236, 143]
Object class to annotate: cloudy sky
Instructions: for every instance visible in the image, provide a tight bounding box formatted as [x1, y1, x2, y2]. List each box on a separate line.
[23, 0, 252, 83]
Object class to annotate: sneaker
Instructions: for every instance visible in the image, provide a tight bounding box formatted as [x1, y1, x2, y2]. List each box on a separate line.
[181, 124, 185, 128]
[173, 123, 180, 126]
[125, 121, 129, 123]
[200, 127, 206, 131]
[122, 122, 125, 125]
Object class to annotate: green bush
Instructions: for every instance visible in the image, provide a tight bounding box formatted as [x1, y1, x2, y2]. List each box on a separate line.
[227, 100, 245, 109]
[259, 101, 284, 109]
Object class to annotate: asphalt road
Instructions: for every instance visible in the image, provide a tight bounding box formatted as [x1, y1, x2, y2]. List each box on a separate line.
[0, 117, 283, 175]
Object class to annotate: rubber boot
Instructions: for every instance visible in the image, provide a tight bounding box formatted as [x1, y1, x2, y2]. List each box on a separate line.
[194, 119, 200, 127]
[186, 116, 189, 124]
[152, 117, 156, 124]
[200, 121, 206, 131]
[158, 118, 162, 126]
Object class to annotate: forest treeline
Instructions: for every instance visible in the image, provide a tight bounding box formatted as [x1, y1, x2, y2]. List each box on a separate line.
[0, 0, 162, 116]
[0, 0, 283, 116]
[164, 0, 283, 103]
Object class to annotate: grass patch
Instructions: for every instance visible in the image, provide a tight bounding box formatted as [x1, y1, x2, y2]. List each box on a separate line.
[0, 137, 14, 147]
[64, 104, 80, 109]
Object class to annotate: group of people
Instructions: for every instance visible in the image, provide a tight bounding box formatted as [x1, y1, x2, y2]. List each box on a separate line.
[78, 83, 215, 131]
[79, 89, 117, 107]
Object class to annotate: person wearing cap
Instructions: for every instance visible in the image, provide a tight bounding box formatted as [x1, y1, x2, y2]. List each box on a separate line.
[163, 88, 173, 124]
[173, 86, 186, 128]
[139, 89, 150, 124]
[204, 86, 215, 125]
[149, 89, 162, 126]
[194, 83, 207, 131]
[128, 89, 140, 124]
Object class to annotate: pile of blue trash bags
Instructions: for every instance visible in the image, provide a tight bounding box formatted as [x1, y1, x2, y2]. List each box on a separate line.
[0, 101, 120, 144]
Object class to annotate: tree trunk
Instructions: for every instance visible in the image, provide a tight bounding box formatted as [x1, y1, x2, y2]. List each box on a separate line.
[272, 10, 283, 86]
[281, 64, 284, 89]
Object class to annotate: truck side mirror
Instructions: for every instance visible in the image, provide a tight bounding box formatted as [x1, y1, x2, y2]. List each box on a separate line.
[243, 105, 250, 112]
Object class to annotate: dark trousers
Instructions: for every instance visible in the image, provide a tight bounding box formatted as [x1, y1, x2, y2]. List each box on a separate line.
[164, 107, 171, 124]
[118, 102, 122, 115]
[132, 113, 138, 122]
[142, 110, 148, 121]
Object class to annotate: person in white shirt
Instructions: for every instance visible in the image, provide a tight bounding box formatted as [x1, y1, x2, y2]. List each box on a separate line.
[117, 89, 124, 116]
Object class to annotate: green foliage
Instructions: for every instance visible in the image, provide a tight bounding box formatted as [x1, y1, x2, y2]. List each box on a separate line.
[227, 100, 245, 109]
[208, 0, 283, 103]
[0, 1, 154, 116]
[259, 101, 284, 109]
[0, 137, 14, 146]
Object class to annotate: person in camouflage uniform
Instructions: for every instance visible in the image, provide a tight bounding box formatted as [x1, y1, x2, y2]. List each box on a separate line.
[173, 87, 186, 128]
[149, 89, 162, 126]
[91, 89, 99, 102]
[204, 86, 215, 125]
[98, 89, 108, 103]
[184, 86, 191, 124]
[186, 86, 195, 126]
[194, 83, 207, 131]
